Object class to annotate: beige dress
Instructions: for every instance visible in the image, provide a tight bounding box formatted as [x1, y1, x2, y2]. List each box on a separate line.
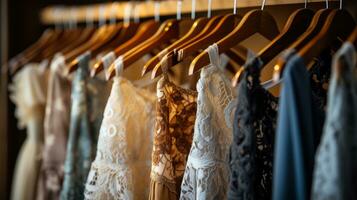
[9, 61, 48, 200]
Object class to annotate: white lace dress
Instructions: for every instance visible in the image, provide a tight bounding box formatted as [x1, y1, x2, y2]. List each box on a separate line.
[84, 55, 156, 200]
[9, 61, 48, 200]
[180, 44, 237, 200]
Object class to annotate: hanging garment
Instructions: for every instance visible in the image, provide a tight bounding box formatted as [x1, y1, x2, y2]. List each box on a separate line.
[60, 52, 110, 200]
[312, 42, 357, 200]
[272, 50, 330, 200]
[9, 61, 48, 200]
[227, 56, 279, 200]
[149, 65, 197, 200]
[36, 54, 71, 200]
[180, 44, 237, 200]
[84, 54, 156, 200]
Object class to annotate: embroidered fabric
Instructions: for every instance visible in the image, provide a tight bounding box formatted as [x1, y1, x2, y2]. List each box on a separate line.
[84, 56, 156, 200]
[36, 54, 72, 200]
[229, 49, 331, 200]
[180, 44, 237, 200]
[312, 42, 357, 200]
[9, 63, 48, 200]
[150, 57, 197, 200]
[60, 52, 110, 200]
[228, 56, 278, 200]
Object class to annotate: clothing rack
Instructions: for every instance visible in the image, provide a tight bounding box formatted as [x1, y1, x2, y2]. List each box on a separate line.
[40, 0, 338, 25]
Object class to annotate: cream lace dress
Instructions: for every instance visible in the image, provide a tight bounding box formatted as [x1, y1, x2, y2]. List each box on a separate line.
[180, 44, 237, 200]
[9, 61, 48, 200]
[84, 53, 156, 200]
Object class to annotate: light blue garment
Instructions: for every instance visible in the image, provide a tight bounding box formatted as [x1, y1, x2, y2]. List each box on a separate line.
[60, 52, 110, 200]
[272, 53, 325, 200]
[312, 42, 357, 200]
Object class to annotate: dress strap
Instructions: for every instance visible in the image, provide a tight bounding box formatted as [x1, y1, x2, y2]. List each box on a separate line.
[205, 43, 223, 70]
[101, 51, 116, 80]
[113, 56, 124, 78]
[77, 51, 91, 75]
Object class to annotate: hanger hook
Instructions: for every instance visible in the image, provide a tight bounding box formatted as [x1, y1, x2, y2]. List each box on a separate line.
[154, 1, 160, 22]
[86, 7, 94, 28]
[339, 0, 342, 10]
[70, 7, 77, 29]
[233, 0, 237, 14]
[304, 0, 307, 8]
[177, 0, 182, 20]
[99, 5, 106, 27]
[261, 0, 267, 10]
[110, 2, 119, 25]
[124, 2, 133, 25]
[207, 0, 212, 18]
[191, 0, 196, 19]
[133, 1, 140, 23]
[325, 0, 329, 9]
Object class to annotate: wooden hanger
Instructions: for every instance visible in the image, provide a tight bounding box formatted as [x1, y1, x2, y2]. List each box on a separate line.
[60, 27, 96, 55]
[177, 14, 239, 62]
[189, 9, 280, 78]
[66, 23, 124, 73]
[10, 29, 62, 73]
[106, 19, 183, 80]
[91, 20, 160, 76]
[230, 8, 315, 86]
[274, 9, 334, 77]
[40, 28, 83, 60]
[347, 26, 357, 48]
[142, 17, 210, 75]
[298, 9, 355, 65]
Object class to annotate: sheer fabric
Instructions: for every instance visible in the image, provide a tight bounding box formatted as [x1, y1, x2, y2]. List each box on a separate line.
[180, 44, 237, 200]
[37, 54, 71, 200]
[312, 42, 357, 200]
[60, 52, 110, 200]
[9, 61, 48, 200]
[84, 55, 156, 200]
[149, 68, 197, 200]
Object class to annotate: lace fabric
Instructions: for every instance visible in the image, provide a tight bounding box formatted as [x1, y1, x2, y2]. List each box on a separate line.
[60, 52, 110, 200]
[180, 44, 237, 200]
[229, 49, 331, 200]
[312, 42, 357, 200]
[9, 63, 48, 200]
[150, 74, 197, 200]
[36, 54, 72, 200]
[84, 58, 156, 200]
[228, 57, 278, 200]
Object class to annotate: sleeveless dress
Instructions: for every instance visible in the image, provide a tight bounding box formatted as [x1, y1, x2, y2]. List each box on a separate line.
[84, 53, 156, 200]
[9, 61, 48, 200]
[60, 52, 110, 200]
[149, 57, 197, 200]
[180, 44, 237, 200]
[36, 54, 71, 200]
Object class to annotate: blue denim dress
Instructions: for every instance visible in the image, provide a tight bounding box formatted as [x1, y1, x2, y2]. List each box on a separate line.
[312, 42, 357, 200]
[60, 52, 110, 200]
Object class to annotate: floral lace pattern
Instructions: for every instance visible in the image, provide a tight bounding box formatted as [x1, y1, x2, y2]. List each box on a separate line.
[228, 57, 278, 200]
[180, 44, 237, 200]
[84, 76, 156, 200]
[228, 51, 331, 200]
[150, 76, 197, 198]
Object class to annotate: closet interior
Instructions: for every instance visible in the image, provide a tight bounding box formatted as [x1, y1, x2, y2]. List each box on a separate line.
[1, 0, 356, 199]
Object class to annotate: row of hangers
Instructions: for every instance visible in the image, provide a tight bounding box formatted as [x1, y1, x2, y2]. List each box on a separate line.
[9, 0, 357, 87]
